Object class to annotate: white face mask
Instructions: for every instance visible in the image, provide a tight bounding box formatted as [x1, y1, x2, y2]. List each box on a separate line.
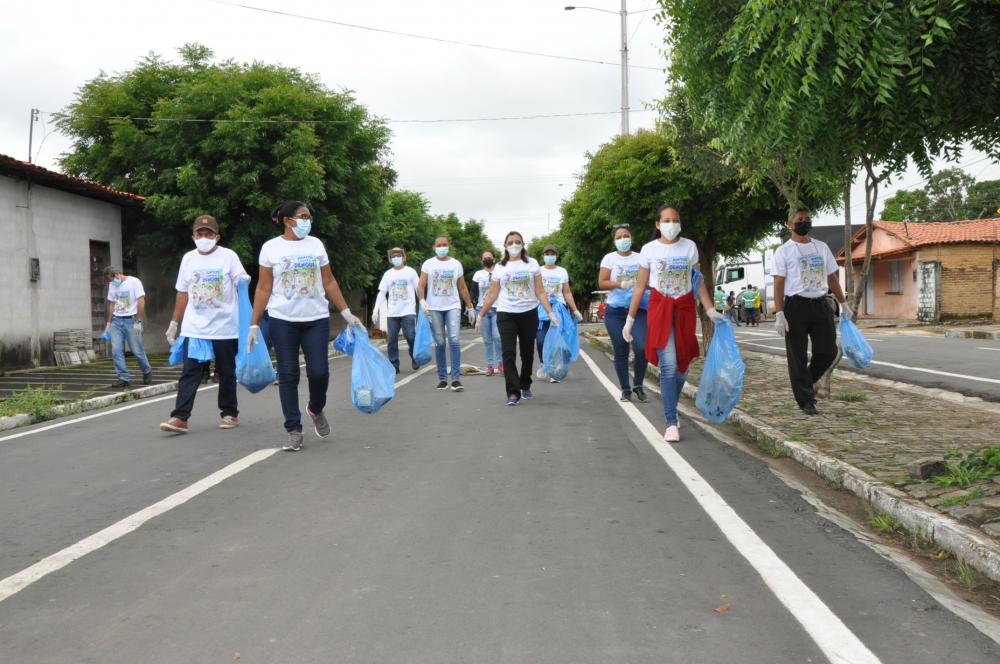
[435, 246, 450, 258]
[507, 243, 523, 256]
[659, 222, 682, 241]
[390, 256, 404, 267]
[195, 237, 217, 253]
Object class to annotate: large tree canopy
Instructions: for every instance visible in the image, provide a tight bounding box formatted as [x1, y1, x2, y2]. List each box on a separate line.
[881, 168, 1000, 221]
[56, 44, 395, 289]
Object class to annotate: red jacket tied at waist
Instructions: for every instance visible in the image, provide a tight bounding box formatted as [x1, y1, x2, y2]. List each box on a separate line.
[645, 289, 700, 373]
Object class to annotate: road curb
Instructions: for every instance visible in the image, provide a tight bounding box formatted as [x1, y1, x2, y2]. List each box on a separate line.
[944, 328, 1000, 340]
[0, 382, 181, 432]
[582, 331, 1000, 584]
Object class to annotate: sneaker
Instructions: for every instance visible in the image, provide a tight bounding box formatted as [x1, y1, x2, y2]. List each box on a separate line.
[218, 415, 239, 429]
[282, 431, 304, 452]
[143, 370, 153, 386]
[451, 380, 464, 392]
[620, 390, 632, 402]
[800, 402, 819, 416]
[412, 360, 420, 371]
[111, 379, 130, 388]
[159, 417, 188, 433]
[664, 425, 680, 443]
[633, 386, 648, 403]
[549, 378, 561, 384]
[506, 394, 520, 406]
[521, 389, 534, 400]
[436, 380, 449, 390]
[307, 407, 330, 438]
[486, 365, 495, 377]
[498, 363, 504, 374]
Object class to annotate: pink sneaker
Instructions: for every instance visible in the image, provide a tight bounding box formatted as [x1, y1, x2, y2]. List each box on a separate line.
[486, 365, 495, 377]
[663, 425, 680, 443]
[498, 363, 504, 374]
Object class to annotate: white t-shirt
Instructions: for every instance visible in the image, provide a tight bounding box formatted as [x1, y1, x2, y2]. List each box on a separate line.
[472, 269, 494, 308]
[259, 236, 331, 322]
[175, 247, 247, 339]
[600, 251, 648, 309]
[107, 276, 145, 317]
[491, 257, 541, 314]
[539, 266, 569, 304]
[772, 238, 837, 298]
[421, 257, 464, 311]
[378, 266, 420, 318]
[639, 238, 699, 298]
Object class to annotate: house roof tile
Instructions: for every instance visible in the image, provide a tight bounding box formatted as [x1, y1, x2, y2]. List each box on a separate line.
[0, 154, 144, 207]
[837, 218, 1000, 260]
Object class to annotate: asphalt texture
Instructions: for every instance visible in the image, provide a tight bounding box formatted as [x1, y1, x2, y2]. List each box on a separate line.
[2, 331, 999, 663]
[730, 325, 1000, 401]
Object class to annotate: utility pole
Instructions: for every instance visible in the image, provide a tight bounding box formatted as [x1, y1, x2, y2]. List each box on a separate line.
[28, 108, 40, 163]
[620, 0, 629, 135]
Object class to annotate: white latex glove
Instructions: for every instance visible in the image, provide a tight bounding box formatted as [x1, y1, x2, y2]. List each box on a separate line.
[466, 307, 477, 326]
[103, 322, 112, 336]
[341, 308, 363, 328]
[840, 301, 854, 321]
[420, 300, 430, 315]
[475, 314, 483, 332]
[618, 279, 635, 291]
[371, 306, 381, 327]
[248, 325, 260, 351]
[572, 310, 583, 323]
[623, 315, 635, 343]
[706, 308, 724, 322]
[166, 321, 179, 346]
[774, 311, 789, 337]
[133, 320, 144, 335]
[239, 273, 252, 283]
[549, 314, 561, 328]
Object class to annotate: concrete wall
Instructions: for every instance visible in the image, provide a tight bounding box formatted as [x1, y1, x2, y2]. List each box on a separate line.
[865, 257, 918, 319]
[917, 244, 1000, 320]
[0, 176, 122, 370]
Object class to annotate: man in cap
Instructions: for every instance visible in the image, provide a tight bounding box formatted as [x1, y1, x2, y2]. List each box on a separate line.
[160, 215, 250, 433]
[104, 265, 153, 388]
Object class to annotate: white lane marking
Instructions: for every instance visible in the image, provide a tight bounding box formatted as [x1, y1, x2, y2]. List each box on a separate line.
[0, 448, 278, 603]
[579, 348, 881, 664]
[978, 347, 1000, 352]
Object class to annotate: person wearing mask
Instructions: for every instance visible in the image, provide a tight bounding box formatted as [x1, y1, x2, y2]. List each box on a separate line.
[375, 247, 420, 374]
[103, 266, 153, 388]
[476, 231, 557, 405]
[773, 208, 852, 416]
[417, 236, 476, 391]
[598, 224, 650, 402]
[250, 200, 363, 452]
[624, 204, 723, 443]
[160, 215, 249, 433]
[535, 245, 583, 383]
[742, 285, 758, 327]
[471, 250, 503, 376]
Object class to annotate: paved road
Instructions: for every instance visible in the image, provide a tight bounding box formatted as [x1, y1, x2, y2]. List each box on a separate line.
[730, 325, 1000, 401]
[2, 333, 999, 663]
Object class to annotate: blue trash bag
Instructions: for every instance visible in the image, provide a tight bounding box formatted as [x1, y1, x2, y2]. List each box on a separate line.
[169, 338, 186, 366]
[550, 299, 580, 363]
[350, 329, 396, 414]
[413, 309, 433, 366]
[332, 327, 356, 356]
[695, 318, 745, 424]
[235, 280, 276, 393]
[168, 337, 215, 366]
[543, 320, 573, 381]
[839, 317, 873, 369]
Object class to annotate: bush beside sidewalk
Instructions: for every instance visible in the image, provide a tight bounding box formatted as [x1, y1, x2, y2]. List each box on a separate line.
[584, 330, 1000, 584]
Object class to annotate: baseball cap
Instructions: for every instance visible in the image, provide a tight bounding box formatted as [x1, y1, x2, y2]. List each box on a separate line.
[543, 244, 558, 254]
[192, 214, 219, 233]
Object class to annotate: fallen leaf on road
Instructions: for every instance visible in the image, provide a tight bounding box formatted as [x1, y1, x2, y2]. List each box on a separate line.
[714, 603, 732, 614]
[233, 653, 240, 660]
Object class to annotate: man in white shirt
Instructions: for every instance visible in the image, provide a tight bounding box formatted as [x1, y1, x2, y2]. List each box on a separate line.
[772, 209, 853, 415]
[103, 265, 153, 388]
[375, 247, 421, 374]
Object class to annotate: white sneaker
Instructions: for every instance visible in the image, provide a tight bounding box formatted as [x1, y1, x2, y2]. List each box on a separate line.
[663, 425, 680, 443]
[536, 368, 549, 380]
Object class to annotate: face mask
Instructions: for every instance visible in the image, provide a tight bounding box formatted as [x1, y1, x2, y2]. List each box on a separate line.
[290, 217, 312, 239]
[793, 220, 813, 236]
[543, 255, 557, 266]
[507, 243, 523, 256]
[195, 237, 217, 253]
[111, 277, 122, 287]
[615, 238, 632, 252]
[482, 258, 495, 268]
[390, 256, 404, 267]
[659, 222, 682, 241]
[435, 246, 449, 258]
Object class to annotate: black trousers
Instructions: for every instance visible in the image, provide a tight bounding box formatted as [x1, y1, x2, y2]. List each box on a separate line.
[497, 309, 539, 397]
[783, 295, 837, 406]
[171, 338, 239, 420]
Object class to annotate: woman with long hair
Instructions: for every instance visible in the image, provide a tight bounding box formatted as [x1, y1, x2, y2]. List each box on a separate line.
[471, 249, 503, 376]
[598, 224, 649, 402]
[475, 231, 556, 406]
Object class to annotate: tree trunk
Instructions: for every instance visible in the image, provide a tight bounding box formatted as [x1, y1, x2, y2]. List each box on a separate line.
[850, 155, 879, 315]
[699, 235, 717, 354]
[843, 180, 854, 300]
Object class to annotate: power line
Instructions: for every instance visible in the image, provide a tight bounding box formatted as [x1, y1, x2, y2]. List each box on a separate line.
[207, 0, 664, 71]
[629, 1, 657, 47]
[847, 154, 998, 211]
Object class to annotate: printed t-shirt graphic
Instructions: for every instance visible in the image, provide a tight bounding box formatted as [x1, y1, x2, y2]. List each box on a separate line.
[600, 251, 649, 309]
[771, 238, 837, 299]
[420, 257, 464, 311]
[277, 254, 321, 301]
[541, 267, 568, 303]
[639, 238, 699, 299]
[177, 247, 247, 339]
[259, 236, 331, 322]
[107, 277, 145, 317]
[491, 258, 541, 314]
[798, 251, 827, 295]
[191, 269, 224, 310]
[377, 265, 419, 318]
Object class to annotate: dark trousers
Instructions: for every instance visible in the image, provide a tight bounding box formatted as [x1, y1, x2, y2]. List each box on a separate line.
[268, 316, 330, 433]
[497, 309, 539, 397]
[604, 306, 648, 391]
[387, 314, 416, 371]
[536, 319, 551, 361]
[171, 338, 238, 420]
[783, 295, 837, 407]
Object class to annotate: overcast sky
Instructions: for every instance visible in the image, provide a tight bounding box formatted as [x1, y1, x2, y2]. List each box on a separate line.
[2, 0, 997, 248]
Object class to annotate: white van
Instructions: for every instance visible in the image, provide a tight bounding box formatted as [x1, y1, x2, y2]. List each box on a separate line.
[715, 257, 773, 317]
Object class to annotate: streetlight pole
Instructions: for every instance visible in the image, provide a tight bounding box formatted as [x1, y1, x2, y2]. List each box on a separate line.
[619, 0, 629, 135]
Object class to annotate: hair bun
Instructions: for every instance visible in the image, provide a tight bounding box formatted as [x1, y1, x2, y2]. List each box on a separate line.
[270, 206, 281, 224]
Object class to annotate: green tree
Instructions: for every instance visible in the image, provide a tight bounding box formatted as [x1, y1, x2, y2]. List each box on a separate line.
[432, 213, 497, 286]
[56, 44, 395, 289]
[881, 169, 1000, 221]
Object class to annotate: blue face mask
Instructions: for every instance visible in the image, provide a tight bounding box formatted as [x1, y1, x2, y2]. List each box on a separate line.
[391, 256, 404, 267]
[111, 277, 122, 287]
[290, 217, 312, 239]
[435, 246, 449, 258]
[543, 255, 557, 266]
[615, 238, 632, 252]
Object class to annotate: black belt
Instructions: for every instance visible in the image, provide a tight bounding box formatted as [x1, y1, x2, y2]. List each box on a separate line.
[785, 294, 826, 303]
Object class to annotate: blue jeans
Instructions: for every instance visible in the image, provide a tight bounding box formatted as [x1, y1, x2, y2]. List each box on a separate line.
[110, 315, 151, 382]
[604, 306, 648, 392]
[268, 316, 330, 433]
[476, 308, 502, 367]
[387, 315, 416, 371]
[657, 328, 687, 427]
[429, 308, 461, 380]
